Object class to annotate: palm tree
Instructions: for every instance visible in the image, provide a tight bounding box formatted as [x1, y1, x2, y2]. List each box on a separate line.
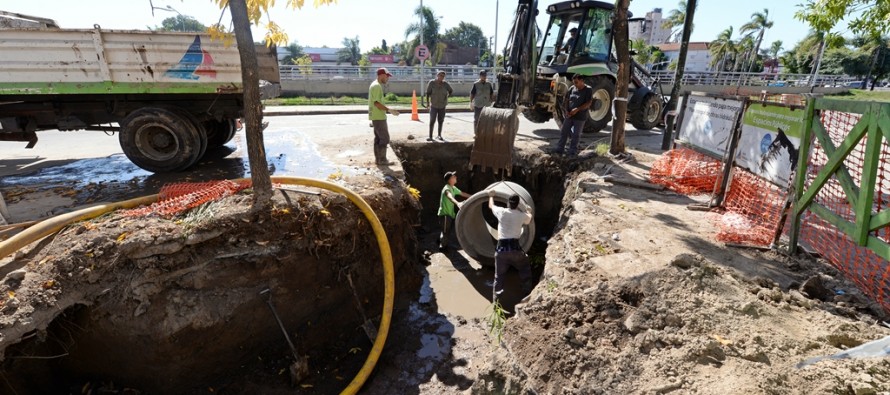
[337, 36, 361, 65]
[709, 26, 735, 74]
[735, 35, 755, 71]
[631, 38, 652, 65]
[404, 5, 442, 64]
[740, 9, 774, 73]
[662, 1, 697, 43]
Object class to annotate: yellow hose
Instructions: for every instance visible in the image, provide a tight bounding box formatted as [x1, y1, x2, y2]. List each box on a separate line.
[0, 176, 394, 395]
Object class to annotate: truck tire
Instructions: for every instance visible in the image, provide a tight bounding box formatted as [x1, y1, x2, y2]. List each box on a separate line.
[522, 108, 552, 123]
[205, 119, 237, 148]
[629, 90, 663, 130]
[171, 109, 208, 163]
[119, 108, 203, 172]
[583, 76, 615, 133]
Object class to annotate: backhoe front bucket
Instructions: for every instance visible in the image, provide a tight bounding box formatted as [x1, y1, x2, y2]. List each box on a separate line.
[470, 107, 520, 175]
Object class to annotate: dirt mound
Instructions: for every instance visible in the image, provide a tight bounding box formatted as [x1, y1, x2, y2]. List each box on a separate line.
[474, 166, 890, 395]
[0, 175, 422, 394]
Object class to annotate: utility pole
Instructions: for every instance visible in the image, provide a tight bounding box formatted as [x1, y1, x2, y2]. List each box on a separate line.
[420, 0, 425, 103]
[494, 0, 499, 70]
[661, 0, 697, 150]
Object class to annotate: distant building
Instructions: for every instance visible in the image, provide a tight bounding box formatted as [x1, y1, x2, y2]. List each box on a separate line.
[656, 42, 712, 72]
[436, 41, 480, 65]
[629, 8, 672, 46]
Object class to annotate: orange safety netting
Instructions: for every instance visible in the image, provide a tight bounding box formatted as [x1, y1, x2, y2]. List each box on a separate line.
[649, 147, 724, 195]
[799, 109, 890, 313]
[715, 169, 788, 246]
[123, 180, 251, 217]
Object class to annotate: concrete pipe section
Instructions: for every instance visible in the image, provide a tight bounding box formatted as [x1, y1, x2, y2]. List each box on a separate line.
[455, 181, 535, 265]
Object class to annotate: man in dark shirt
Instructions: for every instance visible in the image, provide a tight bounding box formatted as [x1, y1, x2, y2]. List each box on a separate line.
[553, 74, 593, 157]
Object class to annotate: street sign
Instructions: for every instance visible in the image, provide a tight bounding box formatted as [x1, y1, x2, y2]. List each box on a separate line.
[414, 45, 430, 61]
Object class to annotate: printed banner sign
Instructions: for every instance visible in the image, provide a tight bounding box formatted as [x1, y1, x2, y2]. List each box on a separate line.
[678, 95, 745, 157]
[736, 104, 806, 188]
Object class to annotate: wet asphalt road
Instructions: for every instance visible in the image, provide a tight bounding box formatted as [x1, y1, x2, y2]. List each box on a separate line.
[0, 109, 665, 221]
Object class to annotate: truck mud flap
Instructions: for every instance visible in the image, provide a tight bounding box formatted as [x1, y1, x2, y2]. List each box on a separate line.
[469, 107, 519, 175]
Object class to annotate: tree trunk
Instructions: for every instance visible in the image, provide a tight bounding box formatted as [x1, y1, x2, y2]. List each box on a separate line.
[610, 0, 631, 155]
[661, 0, 697, 150]
[747, 30, 764, 73]
[865, 46, 878, 91]
[229, 0, 272, 207]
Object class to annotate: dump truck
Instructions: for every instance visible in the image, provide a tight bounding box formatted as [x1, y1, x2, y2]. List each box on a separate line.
[493, 0, 666, 133]
[0, 12, 280, 173]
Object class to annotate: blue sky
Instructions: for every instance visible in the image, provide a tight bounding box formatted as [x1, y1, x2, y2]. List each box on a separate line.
[5, 1, 832, 54]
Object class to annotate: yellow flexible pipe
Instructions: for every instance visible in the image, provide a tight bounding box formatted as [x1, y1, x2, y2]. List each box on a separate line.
[0, 195, 158, 261]
[0, 176, 394, 395]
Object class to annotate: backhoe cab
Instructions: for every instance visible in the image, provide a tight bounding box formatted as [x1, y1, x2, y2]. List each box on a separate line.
[496, 0, 666, 133]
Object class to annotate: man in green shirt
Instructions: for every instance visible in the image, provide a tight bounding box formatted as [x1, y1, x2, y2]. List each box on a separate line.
[425, 70, 454, 142]
[437, 171, 470, 251]
[368, 68, 400, 165]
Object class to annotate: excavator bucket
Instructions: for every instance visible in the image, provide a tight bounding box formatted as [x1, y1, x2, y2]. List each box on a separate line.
[470, 107, 520, 175]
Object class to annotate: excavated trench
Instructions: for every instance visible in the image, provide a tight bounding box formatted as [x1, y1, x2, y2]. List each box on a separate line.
[0, 177, 423, 394]
[391, 141, 577, 294]
[0, 143, 581, 394]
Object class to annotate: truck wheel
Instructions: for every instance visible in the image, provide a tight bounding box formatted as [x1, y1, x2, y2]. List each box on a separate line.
[171, 109, 208, 164]
[205, 119, 237, 148]
[629, 91, 663, 130]
[522, 108, 552, 123]
[119, 108, 202, 172]
[583, 76, 615, 133]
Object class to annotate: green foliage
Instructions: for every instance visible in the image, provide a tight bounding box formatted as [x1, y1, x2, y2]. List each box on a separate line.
[338, 36, 361, 65]
[661, 0, 697, 42]
[709, 27, 735, 71]
[281, 41, 305, 65]
[157, 15, 207, 32]
[385, 92, 399, 101]
[821, 47, 869, 76]
[487, 300, 507, 344]
[404, 5, 442, 65]
[829, 89, 890, 102]
[442, 22, 487, 48]
[357, 54, 371, 67]
[796, 0, 890, 38]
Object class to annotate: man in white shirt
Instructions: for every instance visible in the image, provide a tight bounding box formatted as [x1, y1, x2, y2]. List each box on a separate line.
[488, 191, 534, 296]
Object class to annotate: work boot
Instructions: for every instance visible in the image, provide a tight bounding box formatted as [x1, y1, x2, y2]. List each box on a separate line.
[375, 147, 394, 165]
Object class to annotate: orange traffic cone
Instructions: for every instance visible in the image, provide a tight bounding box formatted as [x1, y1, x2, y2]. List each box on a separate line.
[411, 90, 420, 121]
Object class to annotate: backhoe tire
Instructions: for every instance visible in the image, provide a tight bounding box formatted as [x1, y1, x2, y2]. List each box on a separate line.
[119, 108, 202, 173]
[522, 108, 552, 124]
[583, 76, 615, 133]
[205, 118, 237, 148]
[629, 91, 663, 130]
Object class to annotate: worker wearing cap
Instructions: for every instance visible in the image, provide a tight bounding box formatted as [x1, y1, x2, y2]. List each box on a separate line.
[469, 70, 496, 131]
[437, 171, 470, 251]
[369, 67, 400, 165]
[488, 190, 534, 296]
[425, 70, 454, 142]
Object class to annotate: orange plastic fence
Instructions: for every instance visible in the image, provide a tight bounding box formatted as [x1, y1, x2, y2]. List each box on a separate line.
[798, 109, 890, 312]
[715, 169, 788, 246]
[123, 180, 250, 217]
[649, 148, 724, 195]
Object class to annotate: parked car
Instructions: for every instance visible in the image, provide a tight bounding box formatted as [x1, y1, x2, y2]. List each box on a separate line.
[845, 81, 865, 89]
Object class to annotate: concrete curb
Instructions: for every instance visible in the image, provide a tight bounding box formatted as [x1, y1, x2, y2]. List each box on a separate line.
[264, 107, 476, 117]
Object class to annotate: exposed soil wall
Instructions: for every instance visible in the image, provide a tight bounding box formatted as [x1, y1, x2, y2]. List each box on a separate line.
[0, 175, 422, 394]
[471, 165, 890, 394]
[392, 141, 577, 236]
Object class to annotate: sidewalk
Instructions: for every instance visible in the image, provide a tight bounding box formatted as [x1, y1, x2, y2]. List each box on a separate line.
[263, 105, 475, 116]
